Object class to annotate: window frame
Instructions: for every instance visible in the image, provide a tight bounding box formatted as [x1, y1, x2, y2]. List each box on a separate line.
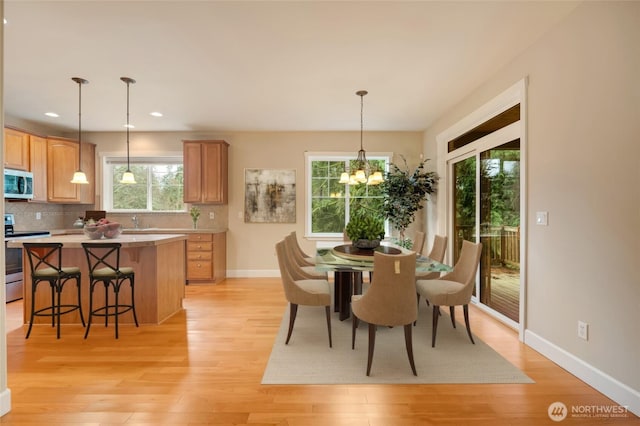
[305, 151, 392, 239]
[101, 152, 186, 213]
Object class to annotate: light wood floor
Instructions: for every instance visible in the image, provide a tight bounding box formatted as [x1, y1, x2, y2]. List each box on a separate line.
[2, 278, 636, 425]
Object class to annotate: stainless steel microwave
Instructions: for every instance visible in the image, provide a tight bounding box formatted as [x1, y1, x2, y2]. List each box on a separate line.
[4, 169, 34, 200]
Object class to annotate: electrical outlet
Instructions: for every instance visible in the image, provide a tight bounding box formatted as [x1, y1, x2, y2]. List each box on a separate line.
[36, 212, 42, 220]
[209, 212, 215, 220]
[578, 321, 589, 340]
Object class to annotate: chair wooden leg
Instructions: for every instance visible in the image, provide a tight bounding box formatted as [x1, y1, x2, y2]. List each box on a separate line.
[351, 314, 359, 349]
[463, 304, 475, 345]
[325, 306, 332, 348]
[414, 293, 420, 326]
[366, 323, 376, 376]
[404, 323, 417, 376]
[450, 305, 456, 328]
[432, 305, 439, 347]
[285, 303, 298, 344]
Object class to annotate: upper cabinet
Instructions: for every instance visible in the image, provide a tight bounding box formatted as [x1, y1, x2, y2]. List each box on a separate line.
[4, 127, 30, 171]
[29, 135, 48, 203]
[46, 137, 95, 204]
[183, 140, 229, 204]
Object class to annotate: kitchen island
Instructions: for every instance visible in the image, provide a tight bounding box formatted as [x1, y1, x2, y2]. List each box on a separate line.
[7, 233, 187, 325]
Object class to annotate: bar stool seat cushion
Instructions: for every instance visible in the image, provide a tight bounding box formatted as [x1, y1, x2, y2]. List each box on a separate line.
[33, 266, 81, 278]
[92, 266, 134, 277]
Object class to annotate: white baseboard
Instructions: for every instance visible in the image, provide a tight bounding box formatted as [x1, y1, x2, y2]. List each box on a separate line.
[0, 388, 11, 417]
[525, 330, 640, 417]
[225, 269, 280, 278]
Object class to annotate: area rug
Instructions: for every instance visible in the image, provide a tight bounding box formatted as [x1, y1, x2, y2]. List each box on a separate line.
[262, 297, 534, 384]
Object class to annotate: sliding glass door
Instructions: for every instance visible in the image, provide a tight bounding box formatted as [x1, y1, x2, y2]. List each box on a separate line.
[449, 140, 521, 323]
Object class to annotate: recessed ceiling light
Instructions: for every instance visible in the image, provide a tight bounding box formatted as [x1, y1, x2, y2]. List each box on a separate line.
[124, 124, 135, 129]
[150, 112, 163, 117]
[45, 112, 59, 118]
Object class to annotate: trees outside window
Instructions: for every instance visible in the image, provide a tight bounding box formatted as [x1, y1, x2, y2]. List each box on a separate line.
[104, 157, 184, 212]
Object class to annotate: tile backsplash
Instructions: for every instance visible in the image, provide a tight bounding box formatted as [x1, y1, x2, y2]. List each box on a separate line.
[5, 201, 228, 231]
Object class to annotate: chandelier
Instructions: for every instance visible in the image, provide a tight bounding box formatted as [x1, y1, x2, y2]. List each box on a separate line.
[339, 90, 384, 185]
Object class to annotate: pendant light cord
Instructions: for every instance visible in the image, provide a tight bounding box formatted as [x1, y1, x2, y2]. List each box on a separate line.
[78, 80, 82, 164]
[126, 80, 131, 170]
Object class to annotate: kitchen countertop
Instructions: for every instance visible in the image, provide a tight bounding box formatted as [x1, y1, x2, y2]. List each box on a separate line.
[7, 233, 188, 249]
[49, 228, 228, 236]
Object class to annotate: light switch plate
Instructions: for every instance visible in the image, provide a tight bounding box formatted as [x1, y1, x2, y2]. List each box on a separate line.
[536, 211, 548, 226]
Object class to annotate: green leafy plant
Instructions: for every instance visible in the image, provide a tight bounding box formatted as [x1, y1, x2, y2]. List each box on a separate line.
[381, 156, 437, 241]
[190, 206, 201, 228]
[345, 212, 385, 242]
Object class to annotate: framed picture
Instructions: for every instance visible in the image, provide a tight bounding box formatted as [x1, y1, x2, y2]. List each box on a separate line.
[244, 169, 296, 223]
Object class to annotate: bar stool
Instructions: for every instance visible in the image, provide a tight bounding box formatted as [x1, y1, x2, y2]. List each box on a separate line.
[23, 242, 85, 339]
[82, 242, 139, 339]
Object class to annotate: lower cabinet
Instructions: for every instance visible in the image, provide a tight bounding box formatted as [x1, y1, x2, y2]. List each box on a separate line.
[186, 232, 226, 283]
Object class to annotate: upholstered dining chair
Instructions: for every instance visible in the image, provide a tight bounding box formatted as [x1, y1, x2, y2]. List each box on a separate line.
[284, 234, 327, 280]
[275, 240, 332, 347]
[351, 251, 418, 376]
[416, 235, 448, 306]
[289, 231, 315, 266]
[412, 231, 426, 256]
[415, 240, 482, 347]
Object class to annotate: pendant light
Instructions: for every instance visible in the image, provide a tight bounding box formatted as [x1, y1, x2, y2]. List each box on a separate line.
[70, 77, 89, 184]
[120, 77, 136, 184]
[338, 90, 383, 185]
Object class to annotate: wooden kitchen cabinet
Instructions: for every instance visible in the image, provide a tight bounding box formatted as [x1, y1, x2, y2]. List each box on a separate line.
[47, 137, 95, 204]
[183, 140, 229, 204]
[186, 232, 226, 283]
[4, 127, 30, 171]
[29, 135, 48, 202]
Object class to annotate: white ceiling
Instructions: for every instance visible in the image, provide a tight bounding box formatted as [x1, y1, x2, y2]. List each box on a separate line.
[3, 1, 579, 133]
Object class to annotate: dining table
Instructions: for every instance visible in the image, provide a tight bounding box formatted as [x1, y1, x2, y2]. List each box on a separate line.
[315, 243, 452, 321]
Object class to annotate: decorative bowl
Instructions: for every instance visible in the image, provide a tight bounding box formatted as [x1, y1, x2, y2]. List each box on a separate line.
[83, 226, 104, 240]
[353, 239, 381, 249]
[103, 225, 122, 239]
[83, 223, 122, 239]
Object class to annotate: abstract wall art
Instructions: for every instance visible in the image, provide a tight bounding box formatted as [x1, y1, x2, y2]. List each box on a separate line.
[244, 169, 296, 223]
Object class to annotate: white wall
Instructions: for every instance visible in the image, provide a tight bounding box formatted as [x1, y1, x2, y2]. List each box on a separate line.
[423, 1, 639, 413]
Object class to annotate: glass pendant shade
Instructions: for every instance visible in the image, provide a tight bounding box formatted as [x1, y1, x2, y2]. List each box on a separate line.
[70, 171, 89, 184]
[120, 170, 136, 184]
[339, 172, 350, 184]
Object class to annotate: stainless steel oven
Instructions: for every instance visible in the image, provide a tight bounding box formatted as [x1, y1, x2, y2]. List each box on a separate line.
[4, 213, 50, 303]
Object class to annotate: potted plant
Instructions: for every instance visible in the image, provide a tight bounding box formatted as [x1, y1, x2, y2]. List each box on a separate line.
[381, 156, 437, 248]
[345, 211, 385, 249]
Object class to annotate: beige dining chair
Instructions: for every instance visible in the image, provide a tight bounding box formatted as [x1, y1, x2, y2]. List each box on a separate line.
[416, 235, 448, 306]
[412, 231, 426, 256]
[415, 240, 482, 347]
[284, 234, 327, 280]
[289, 231, 315, 266]
[351, 251, 418, 376]
[275, 240, 332, 347]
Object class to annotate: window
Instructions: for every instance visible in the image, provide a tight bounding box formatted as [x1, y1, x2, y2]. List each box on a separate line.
[306, 153, 390, 238]
[103, 155, 185, 212]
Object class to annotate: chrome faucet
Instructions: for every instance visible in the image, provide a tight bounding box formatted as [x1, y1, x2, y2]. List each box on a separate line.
[132, 215, 139, 229]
